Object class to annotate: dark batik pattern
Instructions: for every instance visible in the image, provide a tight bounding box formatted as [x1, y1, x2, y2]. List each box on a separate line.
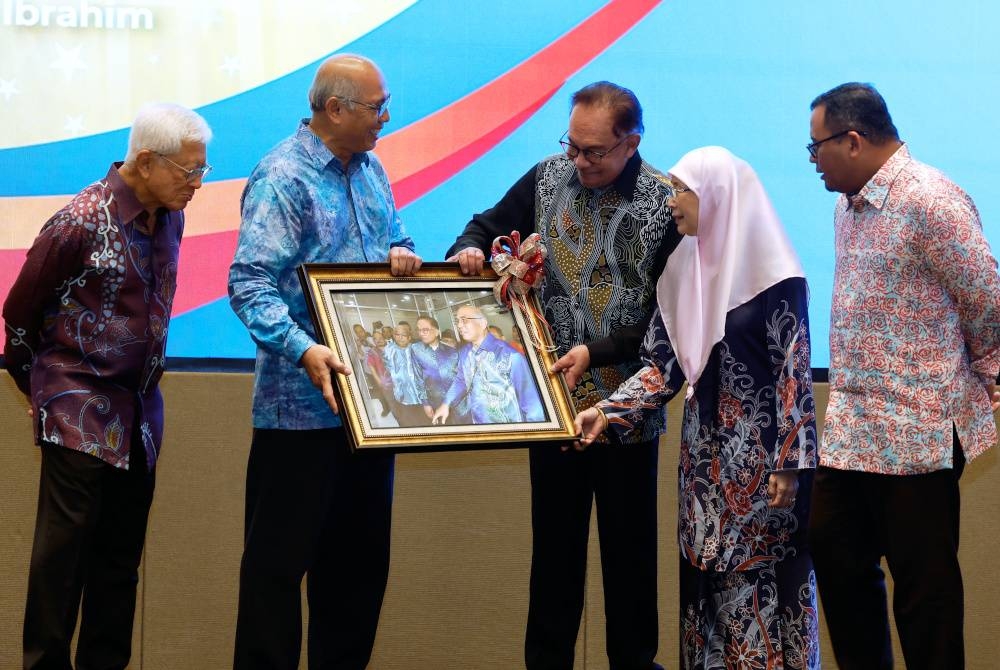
[3, 164, 182, 469]
[535, 156, 675, 439]
[600, 277, 819, 667]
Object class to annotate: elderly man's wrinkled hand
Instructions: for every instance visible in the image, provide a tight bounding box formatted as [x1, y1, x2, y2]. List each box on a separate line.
[301, 344, 351, 414]
[389, 247, 423, 277]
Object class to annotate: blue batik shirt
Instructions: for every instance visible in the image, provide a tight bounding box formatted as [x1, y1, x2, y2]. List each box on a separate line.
[410, 340, 460, 407]
[228, 120, 415, 429]
[382, 341, 423, 405]
[444, 333, 545, 424]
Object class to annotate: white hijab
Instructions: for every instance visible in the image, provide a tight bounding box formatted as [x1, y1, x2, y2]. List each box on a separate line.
[656, 146, 805, 394]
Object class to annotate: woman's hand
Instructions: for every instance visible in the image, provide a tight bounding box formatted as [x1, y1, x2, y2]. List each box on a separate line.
[767, 470, 799, 509]
[571, 407, 608, 451]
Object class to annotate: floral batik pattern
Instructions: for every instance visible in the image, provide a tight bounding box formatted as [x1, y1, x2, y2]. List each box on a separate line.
[3, 164, 182, 469]
[600, 276, 819, 668]
[824, 144, 1000, 474]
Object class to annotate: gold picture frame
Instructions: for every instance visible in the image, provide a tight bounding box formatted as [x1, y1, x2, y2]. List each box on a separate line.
[298, 262, 577, 451]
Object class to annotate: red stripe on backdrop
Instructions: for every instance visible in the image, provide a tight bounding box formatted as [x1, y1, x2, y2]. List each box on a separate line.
[1, 0, 663, 352]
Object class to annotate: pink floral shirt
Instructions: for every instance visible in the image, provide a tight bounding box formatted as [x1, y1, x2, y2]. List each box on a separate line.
[823, 144, 1000, 474]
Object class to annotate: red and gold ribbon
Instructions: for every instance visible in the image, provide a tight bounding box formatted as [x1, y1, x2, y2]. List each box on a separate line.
[490, 231, 554, 352]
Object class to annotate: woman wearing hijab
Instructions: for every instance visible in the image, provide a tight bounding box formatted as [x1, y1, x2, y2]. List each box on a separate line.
[575, 146, 820, 669]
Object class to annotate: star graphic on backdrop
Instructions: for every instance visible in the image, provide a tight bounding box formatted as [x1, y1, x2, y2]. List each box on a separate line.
[220, 56, 242, 77]
[194, 8, 222, 32]
[51, 44, 88, 80]
[64, 116, 85, 135]
[0, 78, 19, 101]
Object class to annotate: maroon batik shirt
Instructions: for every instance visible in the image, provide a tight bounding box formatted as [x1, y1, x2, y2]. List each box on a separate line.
[3, 163, 184, 470]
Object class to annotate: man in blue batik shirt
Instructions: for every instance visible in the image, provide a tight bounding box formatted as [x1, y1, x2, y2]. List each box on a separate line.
[410, 315, 470, 425]
[227, 53, 421, 670]
[432, 305, 545, 425]
[381, 323, 426, 426]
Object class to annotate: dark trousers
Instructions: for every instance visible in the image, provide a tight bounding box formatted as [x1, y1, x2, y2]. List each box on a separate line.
[23, 442, 155, 670]
[808, 439, 966, 670]
[233, 428, 394, 670]
[525, 440, 661, 670]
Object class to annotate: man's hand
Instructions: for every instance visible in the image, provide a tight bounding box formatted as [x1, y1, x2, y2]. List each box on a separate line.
[300, 344, 351, 414]
[550, 344, 590, 391]
[989, 383, 1000, 412]
[571, 407, 608, 451]
[431, 404, 450, 425]
[389, 247, 423, 277]
[767, 470, 799, 509]
[446, 247, 486, 276]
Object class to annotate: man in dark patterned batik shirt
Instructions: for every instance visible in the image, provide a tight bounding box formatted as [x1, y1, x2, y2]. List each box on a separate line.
[447, 81, 681, 670]
[3, 103, 211, 670]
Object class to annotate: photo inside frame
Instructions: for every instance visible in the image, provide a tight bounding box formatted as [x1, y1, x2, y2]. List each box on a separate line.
[307, 272, 576, 451]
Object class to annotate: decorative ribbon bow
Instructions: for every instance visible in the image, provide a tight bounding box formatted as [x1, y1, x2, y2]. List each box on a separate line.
[490, 231, 554, 352]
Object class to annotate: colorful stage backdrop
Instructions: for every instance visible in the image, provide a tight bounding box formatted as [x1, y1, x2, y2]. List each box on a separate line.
[2, 0, 998, 366]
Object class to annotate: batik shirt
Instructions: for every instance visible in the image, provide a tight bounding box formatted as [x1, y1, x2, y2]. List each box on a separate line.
[824, 145, 1000, 474]
[229, 121, 414, 429]
[3, 164, 183, 469]
[447, 152, 680, 442]
[410, 340, 459, 408]
[600, 278, 817, 572]
[382, 341, 423, 405]
[443, 333, 545, 424]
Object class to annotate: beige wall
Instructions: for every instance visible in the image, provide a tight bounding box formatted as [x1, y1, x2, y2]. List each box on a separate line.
[1, 370, 998, 669]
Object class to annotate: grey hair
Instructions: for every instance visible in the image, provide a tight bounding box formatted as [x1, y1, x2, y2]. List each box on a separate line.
[124, 103, 212, 163]
[308, 53, 374, 112]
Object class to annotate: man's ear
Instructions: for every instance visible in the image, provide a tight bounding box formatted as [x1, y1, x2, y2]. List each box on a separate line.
[847, 130, 866, 157]
[324, 96, 342, 120]
[626, 133, 641, 157]
[134, 149, 156, 178]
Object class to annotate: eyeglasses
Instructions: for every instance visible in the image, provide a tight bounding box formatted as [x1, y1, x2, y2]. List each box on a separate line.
[417, 327, 435, 333]
[340, 94, 391, 118]
[456, 316, 486, 325]
[670, 183, 692, 195]
[806, 129, 866, 158]
[156, 153, 212, 183]
[559, 132, 629, 163]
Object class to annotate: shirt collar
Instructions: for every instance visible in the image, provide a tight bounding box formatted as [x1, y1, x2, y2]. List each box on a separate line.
[848, 143, 910, 212]
[567, 150, 643, 198]
[107, 162, 149, 224]
[298, 119, 370, 174]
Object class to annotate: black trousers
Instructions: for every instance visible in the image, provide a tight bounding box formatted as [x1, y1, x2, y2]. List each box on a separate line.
[23, 442, 155, 670]
[808, 438, 966, 670]
[525, 440, 661, 670]
[233, 428, 394, 670]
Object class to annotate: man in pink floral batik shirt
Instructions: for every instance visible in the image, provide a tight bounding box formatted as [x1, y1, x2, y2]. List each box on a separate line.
[806, 82, 1000, 670]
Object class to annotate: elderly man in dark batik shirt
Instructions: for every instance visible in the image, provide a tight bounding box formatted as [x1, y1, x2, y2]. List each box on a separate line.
[3, 103, 211, 670]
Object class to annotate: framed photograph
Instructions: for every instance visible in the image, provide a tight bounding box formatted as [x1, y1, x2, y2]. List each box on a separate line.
[298, 262, 577, 451]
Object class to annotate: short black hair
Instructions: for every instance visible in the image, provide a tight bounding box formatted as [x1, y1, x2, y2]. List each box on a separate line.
[417, 316, 440, 329]
[811, 82, 899, 144]
[572, 81, 644, 137]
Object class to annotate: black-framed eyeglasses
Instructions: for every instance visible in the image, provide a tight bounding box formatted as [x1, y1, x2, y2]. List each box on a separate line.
[156, 153, 212, 183]
[340, 94, 391, 117]
[806, 129, 866, 158]
[559, 132, 629, 163]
